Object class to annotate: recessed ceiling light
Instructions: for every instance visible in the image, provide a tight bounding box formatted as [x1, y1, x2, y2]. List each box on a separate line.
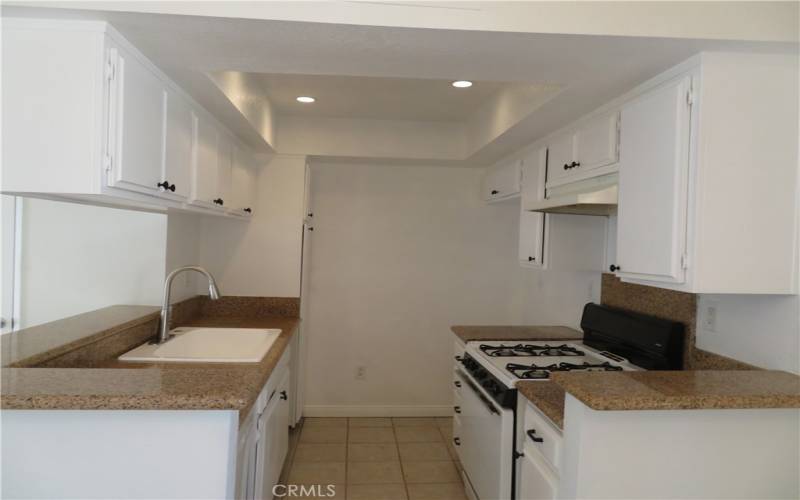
[451, 80, 473, 88]
[296, 96, 316, 103]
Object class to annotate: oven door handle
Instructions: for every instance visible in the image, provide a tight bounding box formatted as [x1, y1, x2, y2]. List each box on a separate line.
[463, 377, 500, 416]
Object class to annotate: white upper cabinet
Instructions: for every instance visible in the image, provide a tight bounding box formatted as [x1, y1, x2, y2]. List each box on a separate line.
[574, 111, 619, 172]
[162, 88, 193, 200]
[1, 19, 257, 218]
[482, 159, 521, 202]
[190, 114, 221, 209]
[544, 133, 576, 185]
[230, 145, 257, 216]
[615, 75, 691, 284]
[612, 53, 798, 294]
[519, 149, 547, 268]
[215, 132, 233, 210]
[545, 111, 620, 187]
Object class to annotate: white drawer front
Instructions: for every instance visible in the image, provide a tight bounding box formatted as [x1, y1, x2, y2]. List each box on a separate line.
[522, 401, 563, 472]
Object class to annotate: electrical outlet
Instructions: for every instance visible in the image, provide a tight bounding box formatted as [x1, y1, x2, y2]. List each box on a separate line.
[355, 366, 366, 380]
[703, 301, 718, 332]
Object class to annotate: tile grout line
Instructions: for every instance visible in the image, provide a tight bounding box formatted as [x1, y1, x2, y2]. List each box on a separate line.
[391, 419, 413, 500]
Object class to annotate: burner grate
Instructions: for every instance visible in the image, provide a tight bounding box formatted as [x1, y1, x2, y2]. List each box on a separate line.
[479, 343, 585, 357]
[506, 361, 623, 379]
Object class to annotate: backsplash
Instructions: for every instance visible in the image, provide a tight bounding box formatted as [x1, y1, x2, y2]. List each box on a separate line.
[600, 274, 754, 370]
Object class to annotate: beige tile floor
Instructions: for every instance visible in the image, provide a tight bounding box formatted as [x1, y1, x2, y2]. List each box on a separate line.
[280, 417, 466, 500]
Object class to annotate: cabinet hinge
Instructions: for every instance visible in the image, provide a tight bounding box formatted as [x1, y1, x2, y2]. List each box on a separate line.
[615, 116, 621, 155]
[105, 57, 116, 81]
[103, 154, 113, 172]
[686, 89, 694, 107]
[681, 253, 689, 270]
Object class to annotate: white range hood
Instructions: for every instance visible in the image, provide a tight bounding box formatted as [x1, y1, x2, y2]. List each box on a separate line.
[524, 175, 618, 216]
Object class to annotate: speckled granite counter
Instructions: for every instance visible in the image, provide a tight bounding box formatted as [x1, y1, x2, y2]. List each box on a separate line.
[516, 381, 567, 428]
[518, 370, 800, 429]
[451, 325, 582, 343]
[1, 311, 298, 422]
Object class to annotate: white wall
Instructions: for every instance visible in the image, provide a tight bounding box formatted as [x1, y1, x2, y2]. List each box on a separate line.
[197, 155, 306, 297]
[17, 198, 166, 329]
[697, 295, 800, 374]
[303, 162, 604, 415]
[165, 211, 204, 303]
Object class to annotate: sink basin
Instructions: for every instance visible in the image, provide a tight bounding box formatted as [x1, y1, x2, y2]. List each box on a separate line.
[118, 327, 282, 363]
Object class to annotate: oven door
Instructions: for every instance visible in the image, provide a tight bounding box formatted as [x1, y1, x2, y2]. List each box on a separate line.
[457, 367, 514, 500]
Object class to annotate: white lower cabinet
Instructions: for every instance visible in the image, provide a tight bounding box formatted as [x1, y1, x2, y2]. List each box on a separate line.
[237, 352, 291, 500]
[518, 451, 558, 500]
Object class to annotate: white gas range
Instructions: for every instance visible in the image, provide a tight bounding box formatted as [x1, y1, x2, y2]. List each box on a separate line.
[452, 304, 685, 500]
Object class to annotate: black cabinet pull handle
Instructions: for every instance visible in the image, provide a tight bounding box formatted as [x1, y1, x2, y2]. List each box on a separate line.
[453, 437, 461, 446]
[244, 208, 252, 214]
[527, 429, 544, 443]
[213, 198, 224, 206]
[609, 264, 620, 272]
[157, 181, 170, 191]
[490, 190, 499, 195]
[280, 390, 288, 401]
[454, 381, 462, 388]
[563, 163, 569, 170]
[454, 406, 461, 414]
[528, 256, 535, 262]
[168, 183, 176, 192]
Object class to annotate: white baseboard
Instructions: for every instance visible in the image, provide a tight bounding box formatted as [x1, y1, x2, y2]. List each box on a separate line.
[303, 405, 453, 418]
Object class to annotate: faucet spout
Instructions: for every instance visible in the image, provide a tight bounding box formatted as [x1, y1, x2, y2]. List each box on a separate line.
[157, 266, 221, 344]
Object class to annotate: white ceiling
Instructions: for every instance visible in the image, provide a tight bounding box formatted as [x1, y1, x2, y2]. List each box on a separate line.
[3, 4, 797, 165]
[246, 74, 530, 122]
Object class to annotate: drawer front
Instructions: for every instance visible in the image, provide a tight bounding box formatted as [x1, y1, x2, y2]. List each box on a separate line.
[522, 401, 563, 472]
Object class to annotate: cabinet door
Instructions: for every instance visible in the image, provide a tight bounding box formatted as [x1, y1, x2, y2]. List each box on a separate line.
[482, 159, 521, 202]
[235, 412, 258, 500]
[544, 133, 575, 184]
[519, 149, 546, 268]
[273, 369, 290, 469]
[231, 145, 257, 215]
[517, 451, 558, 500]
[216, 133, 233, 209]
[107, 46, 166, 195]
[162, 88, 192, 199]
[575, 111, 619, 171]
[191, 114, 219, 207]
[616, 75, 692, 283]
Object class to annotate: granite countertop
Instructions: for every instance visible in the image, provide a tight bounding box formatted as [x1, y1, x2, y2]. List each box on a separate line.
[1, 315, 299, 421]
[1, 305, 161, 367]
[518, 370, 800, 429]
[451, 325, 583, 343]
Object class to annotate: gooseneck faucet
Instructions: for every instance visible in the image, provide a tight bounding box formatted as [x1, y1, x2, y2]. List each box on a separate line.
[157, 266, 221, 344]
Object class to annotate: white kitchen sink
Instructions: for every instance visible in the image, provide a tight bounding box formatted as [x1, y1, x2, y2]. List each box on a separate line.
[118, 327, 282, 363]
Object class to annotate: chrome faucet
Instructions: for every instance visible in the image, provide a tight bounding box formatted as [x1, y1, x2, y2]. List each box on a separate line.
[157, 266, 221, 344]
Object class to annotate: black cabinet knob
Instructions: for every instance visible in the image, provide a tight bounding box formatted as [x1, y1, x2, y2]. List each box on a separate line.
[213, 198, 224, 206]
[307, 212, 313, 218]
[490, 190, 499, 195]
[527, 429, 544, 443]
[528, 256, 535, 262]
[169, 183, 176, 192]
[454, 406, 461, 414]
[308, 227, 314, 231]
[453, 437, 461, 446]
[280, 390, 288, 401]
[571, 161, 580, 168]
[244, 208, 252, 214]
[609, 264, 620, 272]
[157, 181, 170, 191]
[454, 381, 462, 388]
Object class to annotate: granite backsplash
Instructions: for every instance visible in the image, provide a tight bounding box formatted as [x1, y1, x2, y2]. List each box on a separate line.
[600, 274, 754, 370]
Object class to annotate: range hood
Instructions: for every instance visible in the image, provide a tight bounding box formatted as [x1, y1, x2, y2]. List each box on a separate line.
[524, 178, 618, 216]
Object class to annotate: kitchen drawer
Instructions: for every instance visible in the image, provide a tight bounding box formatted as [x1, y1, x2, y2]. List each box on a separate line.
[522, 401, 563, 472]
